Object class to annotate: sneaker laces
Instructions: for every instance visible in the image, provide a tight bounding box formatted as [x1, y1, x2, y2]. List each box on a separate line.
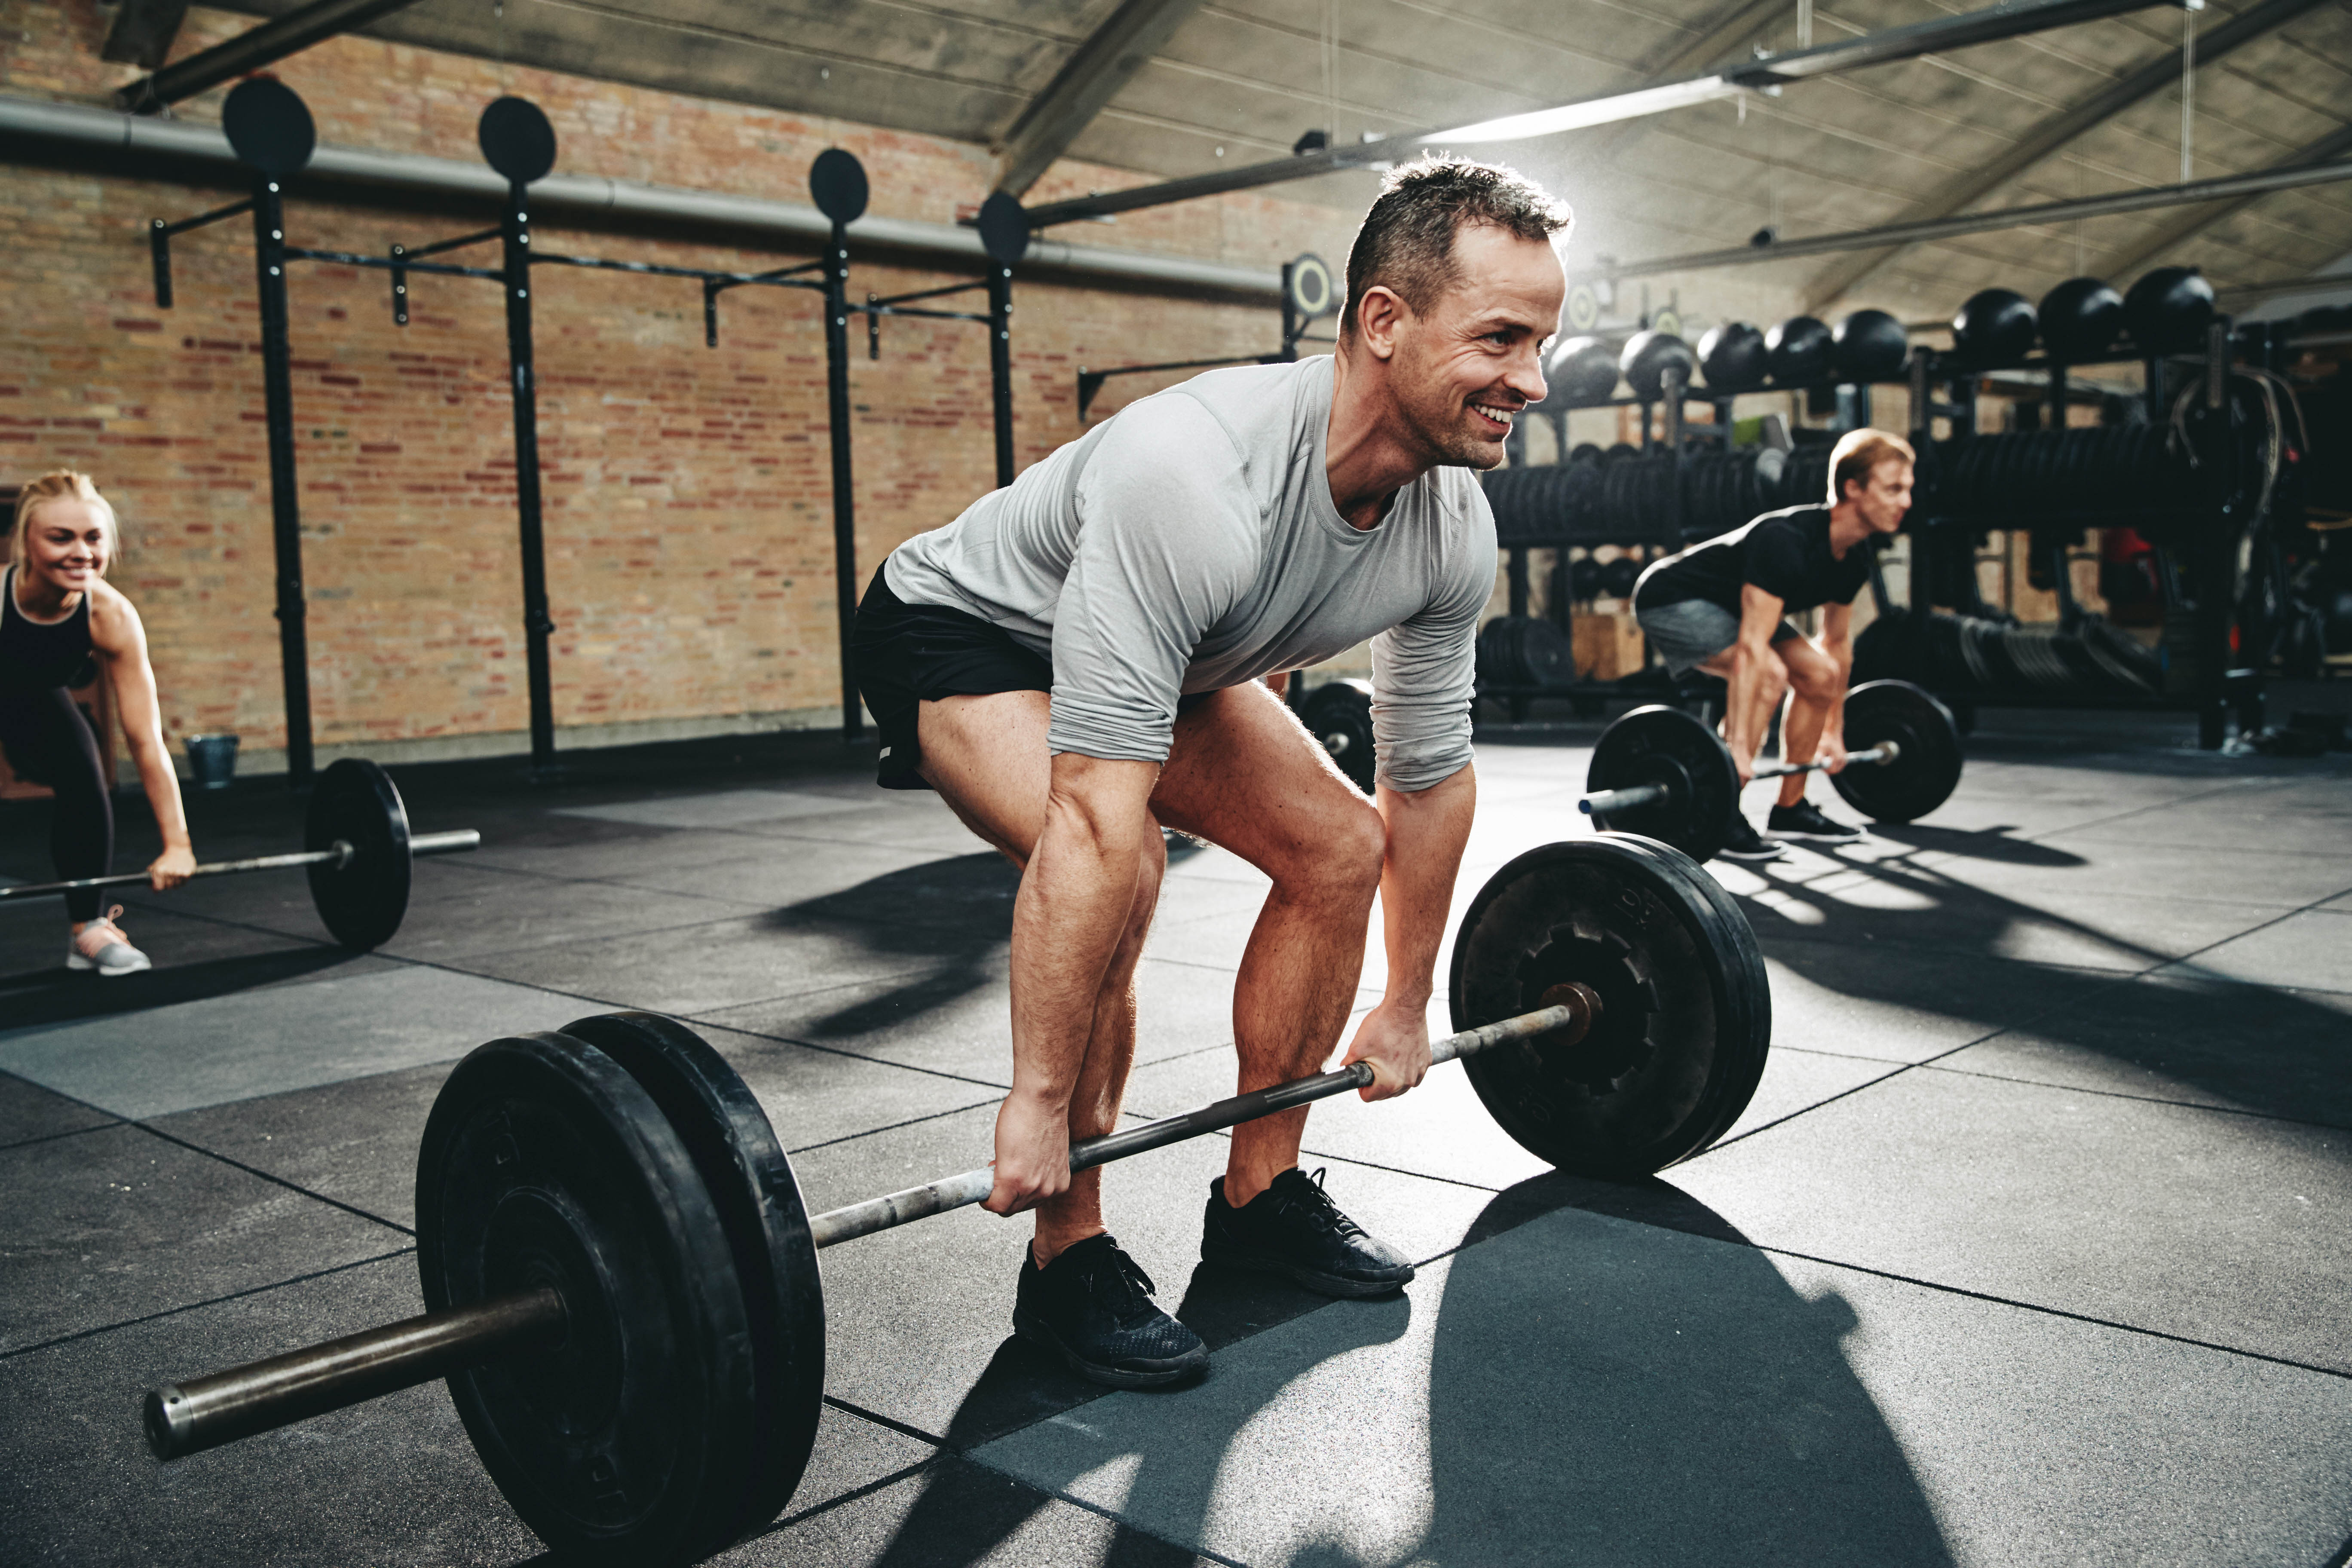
[1277, 1167, 1365, 1240]
[1086, 1244, 1160, 1324]
[76, 905, 130, 956]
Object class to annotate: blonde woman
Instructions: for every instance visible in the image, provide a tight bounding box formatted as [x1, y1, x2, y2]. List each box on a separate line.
[3, 471, 194, 975]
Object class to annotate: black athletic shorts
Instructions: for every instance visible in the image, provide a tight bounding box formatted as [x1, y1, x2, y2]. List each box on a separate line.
[851, 566, 1214, 792]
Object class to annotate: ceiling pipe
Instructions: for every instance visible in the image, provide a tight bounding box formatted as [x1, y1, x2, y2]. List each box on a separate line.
[0, 93, 1283, 302]
[1570, 158, 2352, 281]
[1017, 0, 2177, 228]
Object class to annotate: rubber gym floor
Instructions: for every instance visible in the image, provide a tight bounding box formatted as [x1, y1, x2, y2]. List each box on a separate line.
[2, 711, 2348, 1568]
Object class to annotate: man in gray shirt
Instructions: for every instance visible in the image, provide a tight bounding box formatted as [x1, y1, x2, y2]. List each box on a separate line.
[852, 156, 1568, 1387]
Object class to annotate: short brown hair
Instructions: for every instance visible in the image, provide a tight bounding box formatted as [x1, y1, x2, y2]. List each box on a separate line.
[11, 469, 121, 569]
[1828, 430, 1915, 503]
[1341, 155, 1572, 341]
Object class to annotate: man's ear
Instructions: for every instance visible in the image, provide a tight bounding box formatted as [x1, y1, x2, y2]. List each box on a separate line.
[1354, 285, 1408, 361]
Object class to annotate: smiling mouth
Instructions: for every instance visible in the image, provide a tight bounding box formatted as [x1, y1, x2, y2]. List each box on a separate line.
[1470, 401, 1519, 434]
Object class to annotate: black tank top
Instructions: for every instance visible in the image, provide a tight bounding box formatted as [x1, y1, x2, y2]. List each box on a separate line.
[0, 567, 96, 692]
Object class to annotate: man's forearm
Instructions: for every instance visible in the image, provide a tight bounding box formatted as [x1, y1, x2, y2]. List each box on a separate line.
[1373, 763, 1476, 1007]
[1008, 769, 1154, 1106]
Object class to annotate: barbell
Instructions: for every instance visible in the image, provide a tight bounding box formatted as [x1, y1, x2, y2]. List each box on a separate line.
[139, 833, 1769, 1565]
[0, 758, 479, 951]
[1578, 679, 1964, 864]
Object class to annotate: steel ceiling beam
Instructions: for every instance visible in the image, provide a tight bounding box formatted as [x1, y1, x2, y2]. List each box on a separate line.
[2094, 121, 2352, 279]
[114, 0, 430, 114]
[101, 0, 193, 68]
[1802, 0, 2335, 309]
[993, 0, 1208, 199]
[1018, 0, 2174, 229]
[1571, 156, 2352, 279]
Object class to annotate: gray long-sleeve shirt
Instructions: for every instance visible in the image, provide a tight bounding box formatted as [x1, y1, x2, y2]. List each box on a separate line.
[882, 355, 1494, 792]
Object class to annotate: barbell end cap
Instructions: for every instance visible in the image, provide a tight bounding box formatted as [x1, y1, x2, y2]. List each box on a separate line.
[1877, 739, 1902, 765]
[143, 1385, 194, 1461]
[1578, 799, 1596, 816]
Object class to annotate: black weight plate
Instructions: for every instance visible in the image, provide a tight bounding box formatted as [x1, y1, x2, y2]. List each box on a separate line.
[479, 96, 558, 185]
[1585, 705, 1739, 865]
[1449, 836, 1772, 1176]
[1300, 678, 1375, 794]
[304, 757, 411, 950]
[558, 1012, 824, 1550]
[222, 78, 315, 176]
[808, 148, 869, 224]
[1832, 679, 1963, 823]
[418, 1032, 757, 1567]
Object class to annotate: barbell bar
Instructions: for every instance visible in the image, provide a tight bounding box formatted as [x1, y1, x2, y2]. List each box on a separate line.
[1577, 680, 1966, 864]
[138, 834, 1770, 1564]
[0, 830, 480, 901]
[1580, 740, 1901, 817]
[0, 758, 478, 952]
[146, 991, 1596, 1461]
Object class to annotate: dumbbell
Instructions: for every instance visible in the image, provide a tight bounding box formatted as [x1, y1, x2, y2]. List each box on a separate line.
[137, 835, 1770, 1565]
[1578, 680, 1963, 864]
[0, 758, 477, 950]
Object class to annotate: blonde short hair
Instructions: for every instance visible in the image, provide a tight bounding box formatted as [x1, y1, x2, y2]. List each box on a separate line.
[10, 470, 121, 570]
[1827, 430, 1915, 504]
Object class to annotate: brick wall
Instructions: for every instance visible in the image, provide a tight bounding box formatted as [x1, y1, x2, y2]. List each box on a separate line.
[2, 3, 1369, 767]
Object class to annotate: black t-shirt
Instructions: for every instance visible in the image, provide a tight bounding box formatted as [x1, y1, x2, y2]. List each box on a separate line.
[1633, 505, 1872, 617]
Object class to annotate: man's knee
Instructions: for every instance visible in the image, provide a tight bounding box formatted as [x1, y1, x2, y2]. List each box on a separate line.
[1783, 648, 1841, 703]
[1277, 800, 1384, 906]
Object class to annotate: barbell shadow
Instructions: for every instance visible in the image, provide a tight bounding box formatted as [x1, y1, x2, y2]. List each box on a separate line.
[1733, 846, 2352, 1130]
[1848, 822, 2087, 867]
[0, 944, 364, 1032]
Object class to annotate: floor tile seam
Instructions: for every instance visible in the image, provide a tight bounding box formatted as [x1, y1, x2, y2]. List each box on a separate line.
[0, 1119, 123, 1154]
[1742, 1240, 2352, 1382]
[819, 1392, 949, 1450]
[1914, 1059, 2352, 1132]
[1735, 922, 2176, 976]
[672, 1014, 1017, 1094]
[0, 1245, 418, 1363]
[2152, 885, 2352, 972]
[743, 1456, 944, 1540]
[784, 1096, 1008, 1157]
[444, 906, 804, 964]
[1994, 774, 2330, 844]
[126, 1117, 419, 1236]
[1709, 962, 2162, 1145]
[955, 1449, 1256, 1568]
[409, 858, 787, 914]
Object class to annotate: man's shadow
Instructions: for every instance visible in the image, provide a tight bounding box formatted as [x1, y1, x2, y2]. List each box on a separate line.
[849, 1177, 1954, 1566]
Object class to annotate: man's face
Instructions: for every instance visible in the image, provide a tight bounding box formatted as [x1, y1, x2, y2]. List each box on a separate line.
[1848, 459, 1914, 533]
[1378, 224, 1564, 470]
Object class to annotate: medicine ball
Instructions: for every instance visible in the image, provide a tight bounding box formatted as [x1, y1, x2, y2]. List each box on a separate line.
[1547, 336, 1621, 404]
[1765, 316, 1832, 385]
[1620, 331, 1697, 402]
[2035, 276, 2123, 362]
[1951, 288, 2037, 364]
[1832, 309, 1908, 383]
[1697, 322, 1769, 392]
[2123, 266, 2216, 355]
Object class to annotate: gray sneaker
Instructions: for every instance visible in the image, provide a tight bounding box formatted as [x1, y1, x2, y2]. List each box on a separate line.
[67, 907, 151, 977]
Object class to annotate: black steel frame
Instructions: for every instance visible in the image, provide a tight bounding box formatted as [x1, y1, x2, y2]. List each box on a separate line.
[152, 144, 1021, 772]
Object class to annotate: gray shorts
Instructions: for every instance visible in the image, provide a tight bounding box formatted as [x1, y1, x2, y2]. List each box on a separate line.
[1635, 599, 1805, 677]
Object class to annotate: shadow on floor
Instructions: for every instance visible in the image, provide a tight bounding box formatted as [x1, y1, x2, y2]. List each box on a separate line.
[854, 1177, 1953, 1566]
[1739, 840, 2352, 1130]
[0, 946, 358, 1032]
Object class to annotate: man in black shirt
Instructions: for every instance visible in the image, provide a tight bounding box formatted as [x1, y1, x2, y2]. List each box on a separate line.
[1632, 429, 1915, 860]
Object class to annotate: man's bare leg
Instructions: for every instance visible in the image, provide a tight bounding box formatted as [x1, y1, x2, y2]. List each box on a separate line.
[915, 690, 1166, 1264]
[1152, 683, 1385, 1205]
[1772, 638, 1845, 808]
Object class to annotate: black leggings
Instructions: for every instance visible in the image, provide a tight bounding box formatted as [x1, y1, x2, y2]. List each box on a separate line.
[0, 688, 113, 922]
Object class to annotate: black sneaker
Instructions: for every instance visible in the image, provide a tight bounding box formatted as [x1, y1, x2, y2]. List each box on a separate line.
[1202, 1167, 1415, 1298]
[1012, 1233, 1207, 1388]
[1767, 799, 1866, 843]
[1718, 813, 1790, 861]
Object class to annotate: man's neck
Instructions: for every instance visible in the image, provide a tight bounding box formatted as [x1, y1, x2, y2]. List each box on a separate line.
[1825, 500, 1872, 559]
[1325, 346, 1437, 532]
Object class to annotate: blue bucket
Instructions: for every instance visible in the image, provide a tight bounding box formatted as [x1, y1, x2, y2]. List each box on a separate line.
[186, 734, 239, 790]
